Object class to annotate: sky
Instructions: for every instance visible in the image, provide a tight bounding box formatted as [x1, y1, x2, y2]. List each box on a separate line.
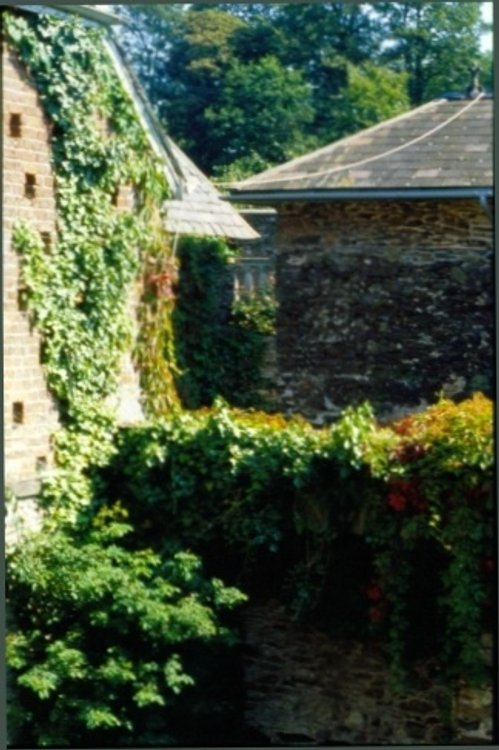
[481, 2, 493, 51]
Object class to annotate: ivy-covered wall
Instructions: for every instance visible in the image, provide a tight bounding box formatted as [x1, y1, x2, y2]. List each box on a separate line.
[3, 40, 61, 508]
[3, 9, 495, 748]
[95, 394, 495, 743]
[3, 8, 182, 523]
[173, 235, 277, 410]
[4, 12, 250, 746]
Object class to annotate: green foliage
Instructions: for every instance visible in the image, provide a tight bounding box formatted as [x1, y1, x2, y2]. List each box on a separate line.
[118, 3, 486, 175]
[203, 54, 316, 172]
[172, 235, 234, 408]
[377, 1, 483, 104]
[366, 393, 494, 688]
[99, 394, 494, 687]
[333, 62, 410, 135]
[173, 236, 277, 409]
[7, 506, 246, 746]
[5, 10, 177, 520]
[6, 18, 247, 744]
[117, 4, 381, 174]
[222, 293, 277, 408]
[134, 225, 183, 418]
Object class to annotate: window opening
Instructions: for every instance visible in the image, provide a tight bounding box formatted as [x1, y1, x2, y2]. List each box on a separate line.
[9, 113, 22, 137]
[13, 402, 24, 424]
[17, 286, 28, 312]
[40, 231, 52, 252]
[25, 174, 37, 199]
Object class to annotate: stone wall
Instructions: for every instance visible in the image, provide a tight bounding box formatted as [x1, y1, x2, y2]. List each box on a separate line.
[3, 44, 143, 530]
[243, 601, 494, 745]
[271, 199, 493, 422]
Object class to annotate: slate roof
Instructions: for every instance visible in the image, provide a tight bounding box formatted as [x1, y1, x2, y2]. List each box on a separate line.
[161, 137, 260, 238]
[230, 96, 492, 199]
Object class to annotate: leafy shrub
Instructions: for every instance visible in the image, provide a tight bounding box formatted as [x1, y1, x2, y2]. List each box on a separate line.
[7, 506, 246, 747]
[97, 395, 494, 687]
[7, 395, 494, 745]
[365, 393, 494, 686]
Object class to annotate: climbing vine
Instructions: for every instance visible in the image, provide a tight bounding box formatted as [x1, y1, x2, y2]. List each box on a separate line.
[5, 10, 177, 515]
[173, 235, 277, 409]
[99, 394, 494, 688]
[365, 393, 495, 688]
[134, 221, 182, 417]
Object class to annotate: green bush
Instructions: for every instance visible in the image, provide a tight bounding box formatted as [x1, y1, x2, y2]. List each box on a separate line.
[97, 395, 494, 686]
[6, 505, 246, 747]
[7, 395, 494, 744]
[365, 393, 495, 686]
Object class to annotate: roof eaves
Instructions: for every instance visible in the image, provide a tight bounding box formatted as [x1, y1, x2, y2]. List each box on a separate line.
[227, 186, 494, 204]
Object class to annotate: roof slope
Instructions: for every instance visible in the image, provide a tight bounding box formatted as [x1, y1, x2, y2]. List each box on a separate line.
[104, 37, 258, 240]
[15, 3, 258, 240]
[161, 137, 260, 238]
[230, 96, 492, 196]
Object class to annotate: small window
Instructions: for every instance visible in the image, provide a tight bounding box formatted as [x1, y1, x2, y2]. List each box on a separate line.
[25, 174, 37, 199]
[36, 456, 48, 473]
[13, 402, 24, 425]
[40, 231, 52, 252]
[17, 286, 28, 312]
[111, 188, 119, 207]
[9, 113, 22, 138]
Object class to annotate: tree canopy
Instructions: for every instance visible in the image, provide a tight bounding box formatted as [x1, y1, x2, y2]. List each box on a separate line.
[117, 2, 491, 178]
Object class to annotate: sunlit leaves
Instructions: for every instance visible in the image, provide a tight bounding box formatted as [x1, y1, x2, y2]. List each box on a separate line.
[6, 510, 246, 746]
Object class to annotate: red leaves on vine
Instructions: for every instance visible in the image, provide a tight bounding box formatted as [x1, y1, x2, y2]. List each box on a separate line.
[365, 579, 385, 624]
[387, 478, 428, 514]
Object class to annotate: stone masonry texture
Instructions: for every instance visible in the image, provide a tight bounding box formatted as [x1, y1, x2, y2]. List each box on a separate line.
[272, 199, 493, 423]
[243, 601, 494, 745]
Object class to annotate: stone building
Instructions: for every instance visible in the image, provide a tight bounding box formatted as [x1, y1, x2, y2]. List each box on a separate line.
[229, 89, 493, 423]
[230, 93, 494, 741]
[3, 3, 256, 530]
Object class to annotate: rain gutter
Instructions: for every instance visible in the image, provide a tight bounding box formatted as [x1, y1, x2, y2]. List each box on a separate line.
[227, 187, 493, 205]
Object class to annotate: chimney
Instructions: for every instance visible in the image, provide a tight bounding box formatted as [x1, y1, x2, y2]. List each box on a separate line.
[466, 65, 483, 99]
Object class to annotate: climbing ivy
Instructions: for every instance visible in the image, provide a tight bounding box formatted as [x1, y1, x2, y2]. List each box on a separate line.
[134, 220, 182, 418]
[98, 394, 494, 689]
[173, 235, 277, 409]
[5, 10, 177, 516]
